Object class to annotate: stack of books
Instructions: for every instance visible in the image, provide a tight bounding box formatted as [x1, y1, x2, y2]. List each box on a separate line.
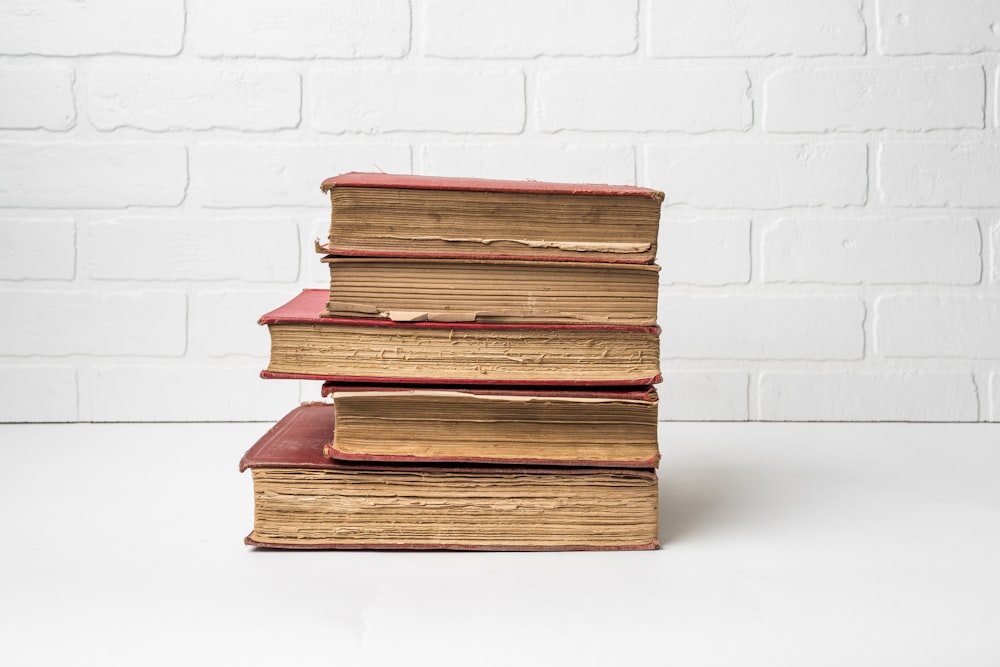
[240, 173, 664, 551]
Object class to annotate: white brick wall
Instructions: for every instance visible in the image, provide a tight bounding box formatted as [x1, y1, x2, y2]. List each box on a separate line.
[420, 144, 635, 184]
[0, 291, 186, 356]
[0, 65, 75, 130]
[648, 143, 868, 208]
[0, 143, 187, 208]
[189, 0, 411, 59]
[876, 0, 1000, 55]
[191, 143, 412, 207]
[763, 66, 985, 132]
[422, 0, 637, 58]
[312, 68, 526, 133]
[2, 0, 999, 422]
[760, 218, 982, 284]
[0, 218, 75, 280]
[538, 69, 752, 132]
[86, 65, 301, 132]
[649, 0, 866, 57]
[880, 143, 1000, 207]
[0, 0, 185, 56]
[659, 219, 751, 285]
[85, 218, 300, 282]
[758, 372, 980, 421]
[657, 371, 749, 420]
[661, 296, 865, 360]
[876, 296, 1000, 358]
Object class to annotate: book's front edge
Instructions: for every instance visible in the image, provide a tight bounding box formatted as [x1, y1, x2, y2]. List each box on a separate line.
[245, 533, 659, 551]
[322, 443, 660, 470]
[314, 243, 656, 265]
[320, 382, 659, 401]
[262, 369, 662, 386]
[261, 291, 662, 333]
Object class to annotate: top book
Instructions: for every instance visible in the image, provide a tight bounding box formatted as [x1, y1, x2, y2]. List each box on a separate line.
[317, 172, 664, 264]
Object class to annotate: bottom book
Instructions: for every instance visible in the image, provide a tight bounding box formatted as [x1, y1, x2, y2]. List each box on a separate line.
[240, 403, 659, 551]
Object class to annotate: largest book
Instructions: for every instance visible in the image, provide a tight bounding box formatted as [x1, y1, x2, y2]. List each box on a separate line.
[241, 403, 659, 551]
[260, 290, 661, 386]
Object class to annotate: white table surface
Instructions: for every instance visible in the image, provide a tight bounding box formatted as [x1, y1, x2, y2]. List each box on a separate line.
[1, 421, 998, 666]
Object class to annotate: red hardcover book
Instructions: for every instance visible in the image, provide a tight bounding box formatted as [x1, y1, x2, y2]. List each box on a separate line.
[241, 403, 659, 551]
[320, 383, 660, 468]
[317, 172, 663, 264]
[259, 290, 662, 386]
[319, 256, 659, 326]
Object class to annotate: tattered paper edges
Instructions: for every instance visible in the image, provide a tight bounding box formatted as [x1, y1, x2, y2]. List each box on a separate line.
[315, 238, 652, 258]
[319, 303, 642, 324]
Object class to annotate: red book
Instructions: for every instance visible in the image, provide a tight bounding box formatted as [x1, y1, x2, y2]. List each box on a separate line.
[320, 383, 660, 468]
[317, 172, 663, 264]
[241, 403, 659, 551]
[319, 256, 659, 325]
[260, 290, 662, 386]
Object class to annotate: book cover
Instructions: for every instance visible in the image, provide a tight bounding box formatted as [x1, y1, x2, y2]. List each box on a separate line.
[320, 382, 659, 401]
[320, 172, 665, 199]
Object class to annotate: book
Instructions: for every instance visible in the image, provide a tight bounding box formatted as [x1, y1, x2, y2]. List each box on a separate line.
[317, 172, 663, 264]
[321, 256, 659, 325]
[321, 383, 660, 468]
[241, 403, 659, 550]
[259, 290, 662, 386]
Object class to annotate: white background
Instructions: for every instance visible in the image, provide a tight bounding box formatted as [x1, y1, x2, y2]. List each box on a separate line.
[2, 0, 1000, 422]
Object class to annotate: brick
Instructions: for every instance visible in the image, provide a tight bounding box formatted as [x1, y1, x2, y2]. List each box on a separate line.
[0, 218, 75, 280]
[877, 296, 1000, 358]
[423, 0, 636, 57]
[659, 219, 750, 285]
[0, 143, 186, 209]
[0, 366, 77, 422]
[0, 0, 183, 56]
[90, 366, 298, 421]
[880, 143, 1000, 207]
[192, 143, 410, 207]
[419, 144, 635, 184]
[0, 291, 185, 356]
[878, 0, 1000, 54]
[765, 66, 984, 132]
[657, 371, 748, 420]
[0, 65, 74, 130]
[762, 217, 982, 284]
[86, 218, 299, 282]
[87, 65, 300, 131]
[660, 296, 865, 359]
[191, 0, 409, 58]
[648, 143, 867, 209]
[192, 290, 292, 357]
[312, 69, 524, 133]
[539, 69, 750, 132]
[650, 0, 865, 57]
[759, 372, 979, 421]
